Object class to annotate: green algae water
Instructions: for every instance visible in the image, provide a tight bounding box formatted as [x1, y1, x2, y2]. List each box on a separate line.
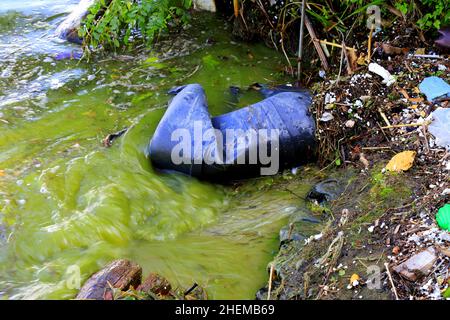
[0, 2, 319, 299]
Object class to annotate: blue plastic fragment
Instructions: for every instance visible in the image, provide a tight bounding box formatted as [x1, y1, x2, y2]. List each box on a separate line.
[418, 76, 450, 101]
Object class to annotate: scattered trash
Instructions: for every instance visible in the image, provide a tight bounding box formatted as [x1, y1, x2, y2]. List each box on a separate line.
[103, 127, 129, 147]
[418, 76, 450, 101]
[428, 108, 450, 150]
[392, 246, 401, 255]
[318, 70, 326, 78]
[435, 27, 450, 50]
[368, 62, 395, 86]
[436, 204, 450, 231]
[345, 119, 355, 128]
[393, 247, 437, 281]
[319, 112, 334, 122]
[54, 50, 83, 61]
[385, 151, 416, 172]
[149, 84, 316, 180]
[350, 274, 360, 287]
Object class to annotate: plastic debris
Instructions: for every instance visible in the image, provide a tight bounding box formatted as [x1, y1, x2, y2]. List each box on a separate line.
[385, 151, 416, 172]
[418, 76, 450, 101]
[393, 247, 437, 281]
[319, 112, 334, 122]
[436, 204, 450, 231]
[428, 108, 450, 151]
[435, 27, 450, 50]
[368, 63, 395, 86]
[350, 274, 360, 286]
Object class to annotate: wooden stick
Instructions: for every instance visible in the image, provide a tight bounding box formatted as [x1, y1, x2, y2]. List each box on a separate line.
[267, 264, 275, 300]
[381, 121, 431, 129]
[305, 15, 329, 70]
[367, 25, 374, 63]
[362, 146, 391, 150]
[384, 263, 399, 300]
[316, 39, 356, 52]
[342, 42, 352, 75]
[297, 0, 306, 81]
[378, 108, 391, 127]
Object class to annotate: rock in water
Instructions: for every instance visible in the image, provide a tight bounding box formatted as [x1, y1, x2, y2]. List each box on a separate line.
[55, 0, 96, 44]
[76, 259, 142, 300]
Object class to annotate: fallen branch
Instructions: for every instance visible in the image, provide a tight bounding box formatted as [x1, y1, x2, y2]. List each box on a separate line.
[316, 39, 356, 52]
[267, 264, 275, 300]
[381, 121, 431, 129]
[384, 262, 399, 300]
[305, 15, 329, 71]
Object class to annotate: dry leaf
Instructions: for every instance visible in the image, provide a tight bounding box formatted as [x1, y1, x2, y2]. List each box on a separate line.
[386, 151, 416, 172]
[399, 88, 410, 99]
[359, 153, 370, 169]
[408, 97, 424, 103]
[415, 48, 425, 55]
[357, 53, 367, 65]
[347, 49, 358, 72]
[380, 43, 408, 55]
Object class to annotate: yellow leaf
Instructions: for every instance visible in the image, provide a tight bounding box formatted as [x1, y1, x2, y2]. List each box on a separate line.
[357, 53, 367, 65]
[386, 151, 416, 172]
[415, 48, 425, 55]
[0, 170, 5, 177]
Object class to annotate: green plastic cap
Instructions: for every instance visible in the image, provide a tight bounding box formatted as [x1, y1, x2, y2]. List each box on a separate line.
[436, 204, 450, 231]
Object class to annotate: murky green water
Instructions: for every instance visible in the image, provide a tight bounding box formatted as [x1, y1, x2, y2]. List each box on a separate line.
[0, 2, 318, 299]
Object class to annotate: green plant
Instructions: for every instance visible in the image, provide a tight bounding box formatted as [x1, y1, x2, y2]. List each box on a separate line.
[303, 0, 384, 33]
[394, 0, 449, 30]
[79, 0, 192, 51]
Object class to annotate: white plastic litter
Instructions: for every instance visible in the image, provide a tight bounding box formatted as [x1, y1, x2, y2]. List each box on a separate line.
[319, 112, 334, 122]
[368, 63, 396, 86]
[428, 108, 450, 150]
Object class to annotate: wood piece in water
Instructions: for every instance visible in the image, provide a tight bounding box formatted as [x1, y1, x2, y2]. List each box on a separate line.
[76, 259, 142, 300]
[103, 128, 128, 147]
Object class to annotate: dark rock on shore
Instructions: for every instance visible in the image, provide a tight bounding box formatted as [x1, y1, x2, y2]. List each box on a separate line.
[307, 179, 344, 203]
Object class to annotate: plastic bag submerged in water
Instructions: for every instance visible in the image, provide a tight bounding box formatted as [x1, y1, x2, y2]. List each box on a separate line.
[148, 83, 316, 180]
